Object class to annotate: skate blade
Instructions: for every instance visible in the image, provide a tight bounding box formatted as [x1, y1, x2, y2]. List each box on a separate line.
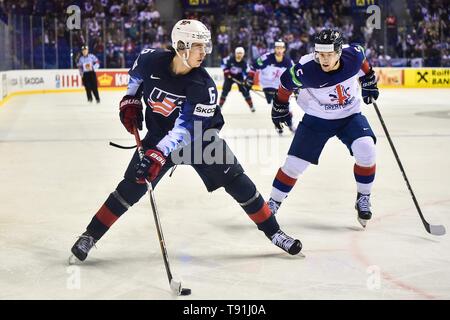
[357, 217, 368, 228]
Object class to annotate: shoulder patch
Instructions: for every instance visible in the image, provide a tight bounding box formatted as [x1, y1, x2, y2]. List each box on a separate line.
[346, 44, 366, 59]
[256, 57, 264, 66]
[299, 53, 314, 65]
[289, 65, 303, 87]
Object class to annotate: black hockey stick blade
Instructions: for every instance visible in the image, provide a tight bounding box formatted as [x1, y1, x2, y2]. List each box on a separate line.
[109, 141, 137, 149]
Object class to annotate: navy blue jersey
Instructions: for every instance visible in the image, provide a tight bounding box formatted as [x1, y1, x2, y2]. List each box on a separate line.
[127, 48, 224, 156]
[221, 55, 249, 79]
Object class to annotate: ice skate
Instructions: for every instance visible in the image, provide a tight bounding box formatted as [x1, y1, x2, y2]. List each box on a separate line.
[69, 231, 96, 263]
[270, 230, 302, 255]
[355, 193, 372, 228]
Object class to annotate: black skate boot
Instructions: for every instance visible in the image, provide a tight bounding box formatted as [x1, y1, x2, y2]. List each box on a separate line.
[355, 193, 372, 228]
[270, 230, 302, 255]
[70, 231, 96, 262]
[267, 198, 281, 215]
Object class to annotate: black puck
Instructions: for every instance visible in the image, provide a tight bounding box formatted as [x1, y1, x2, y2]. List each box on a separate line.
[180, 288, 191, 296]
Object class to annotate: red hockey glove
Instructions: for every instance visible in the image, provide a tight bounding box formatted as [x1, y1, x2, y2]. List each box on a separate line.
[119, 95, 143, 134]
[135, 149, 166, 183]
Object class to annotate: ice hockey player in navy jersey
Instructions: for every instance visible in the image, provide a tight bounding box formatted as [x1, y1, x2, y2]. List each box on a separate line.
[267, 29, 379, 228]
[219, 47, 255, 112]
[70, 20, 302, 262]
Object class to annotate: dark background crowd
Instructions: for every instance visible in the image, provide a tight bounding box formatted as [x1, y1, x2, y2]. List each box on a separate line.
[0, 0, 448, 70]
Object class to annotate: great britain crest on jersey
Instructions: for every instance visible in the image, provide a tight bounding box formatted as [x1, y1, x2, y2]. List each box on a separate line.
[329, 84, 352, 105]
[147, 87, 186, 117]
[320, 83, 356, 111]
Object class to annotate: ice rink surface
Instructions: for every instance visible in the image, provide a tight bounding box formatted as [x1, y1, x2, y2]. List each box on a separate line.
[0, 88, 449, 299]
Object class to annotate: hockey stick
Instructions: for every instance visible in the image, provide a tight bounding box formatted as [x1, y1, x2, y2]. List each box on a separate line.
[230, 77, 266, 99]
[109, 141, 177, 177]
[132, 127, 192, 295]
[230, 77, 298, 103]
[372, 102, 446, 236]
[109, 141, 136, 149]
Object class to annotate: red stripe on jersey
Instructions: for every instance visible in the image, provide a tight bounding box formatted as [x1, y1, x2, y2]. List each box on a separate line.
[248, 203, 272, 224]
[162, 98, 176, 109]
[95, 205, 119, 227]
[361, 59, 371, 74]
[276, 168, 297, 186]
[152, 101, 177, 116]
[354, 164, 376, 176]
[277, 85, 292, 103]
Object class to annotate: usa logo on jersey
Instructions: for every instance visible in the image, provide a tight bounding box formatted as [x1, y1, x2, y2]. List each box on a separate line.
[147, 87, 186, 117]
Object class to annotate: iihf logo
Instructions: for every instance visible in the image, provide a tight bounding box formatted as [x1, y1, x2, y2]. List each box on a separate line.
[329, 84, 351, 105]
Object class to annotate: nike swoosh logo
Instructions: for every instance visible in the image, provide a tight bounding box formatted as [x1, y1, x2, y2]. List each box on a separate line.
[224, 167, 231, 174]
[150, 74, 160, 80]
[363, 128, 369, 130]
[319, 82, 329, 87]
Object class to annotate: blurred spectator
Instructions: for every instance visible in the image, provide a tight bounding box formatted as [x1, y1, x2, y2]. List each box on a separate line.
[217, 26, 230, 59]
[1, 0, 448, 68]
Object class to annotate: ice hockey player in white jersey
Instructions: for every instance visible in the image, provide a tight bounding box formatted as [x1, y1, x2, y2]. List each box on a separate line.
[267, 29, 379, 228]
[246, 40, 295, 133]
[247, 40, 294, 105]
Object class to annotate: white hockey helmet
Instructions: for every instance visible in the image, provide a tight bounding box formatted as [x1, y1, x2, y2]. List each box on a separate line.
[235, 47, 245, 55]
[171, 19, 212, 54]
[274, 40, 285, 48]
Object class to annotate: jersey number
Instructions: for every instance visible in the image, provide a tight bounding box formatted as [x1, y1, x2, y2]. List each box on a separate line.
[132, 49, 156, 70]
[208, 87, 216, 104]
[141, 48, 155, 55]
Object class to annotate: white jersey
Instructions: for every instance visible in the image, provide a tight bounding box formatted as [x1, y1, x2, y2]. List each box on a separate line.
[250, 52, 294, 89]
[280, 44, 370, 120]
